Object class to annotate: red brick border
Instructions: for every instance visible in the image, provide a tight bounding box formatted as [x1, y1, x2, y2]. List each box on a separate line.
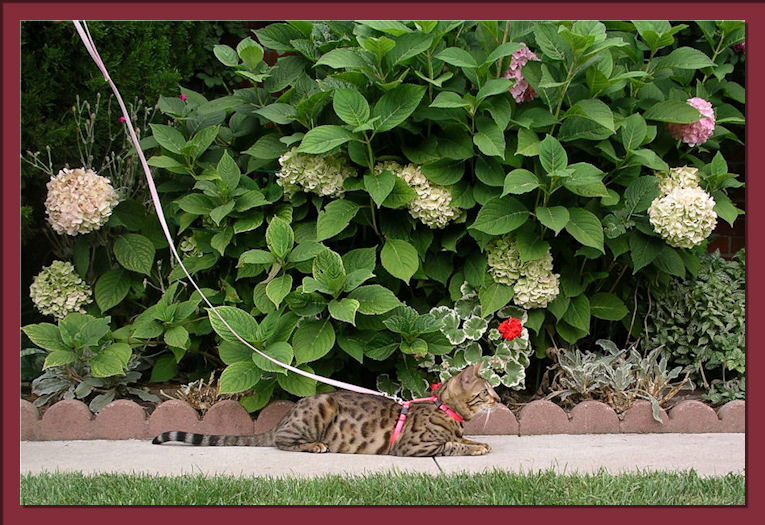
[20, 397, 745, 441]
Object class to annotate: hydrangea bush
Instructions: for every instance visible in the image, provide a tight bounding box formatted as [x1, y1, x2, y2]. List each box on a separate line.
[22, 20, 745, 411]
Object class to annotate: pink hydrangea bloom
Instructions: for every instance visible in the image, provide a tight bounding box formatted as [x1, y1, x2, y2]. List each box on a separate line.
[667, 97, 716, 147]
[504, 43, 540, 104]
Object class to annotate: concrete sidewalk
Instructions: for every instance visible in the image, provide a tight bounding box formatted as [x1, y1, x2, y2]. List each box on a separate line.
[20, 433, 744, 479]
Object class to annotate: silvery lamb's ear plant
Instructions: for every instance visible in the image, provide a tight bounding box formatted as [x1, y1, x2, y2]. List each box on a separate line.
[547, 339, 693, 422]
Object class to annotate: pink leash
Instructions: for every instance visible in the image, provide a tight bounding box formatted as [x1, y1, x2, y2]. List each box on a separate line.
[71, 20, 400, 404]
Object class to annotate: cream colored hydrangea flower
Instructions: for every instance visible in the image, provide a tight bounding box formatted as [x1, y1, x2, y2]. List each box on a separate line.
[486, 235, 523, 285]
[520, 249, 555, 279]
[276, 148, 355, 198]
[29, 261, 93, 319]
[513, 273, 560, 309]
[486, 234, 560, 308]
[655, 166, 701, 194]
[45, 167, 120, 235]
[374, 161, 460, 229]
[648, 186, 717, 248]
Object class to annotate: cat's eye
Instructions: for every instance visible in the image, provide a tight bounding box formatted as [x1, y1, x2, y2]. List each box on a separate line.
[481, 389, 488, 395]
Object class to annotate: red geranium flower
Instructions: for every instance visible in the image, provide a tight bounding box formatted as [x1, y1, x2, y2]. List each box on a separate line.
[498, 318, 523, 341]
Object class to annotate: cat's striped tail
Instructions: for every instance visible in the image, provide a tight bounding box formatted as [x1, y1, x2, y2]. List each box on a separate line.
[152, 430, 274, 447]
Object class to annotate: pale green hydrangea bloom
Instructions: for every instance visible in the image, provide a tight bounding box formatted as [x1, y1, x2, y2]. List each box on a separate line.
[648, 186, 717, 248]
[485, 235, 523, 285]
[520, 249, 555, 279]
[375, 161, 460, 229]
[486, 234, 560, 308]
[655, 166, 701, 194]
[512, 273, 560, 309]
[276, 148, 355, 198]
[29, 261, 93, 319]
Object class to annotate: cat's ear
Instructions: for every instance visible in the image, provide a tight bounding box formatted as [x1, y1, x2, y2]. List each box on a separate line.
[461, 364, 479, 385]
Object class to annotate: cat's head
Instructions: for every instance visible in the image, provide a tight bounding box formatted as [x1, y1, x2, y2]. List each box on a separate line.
[440, 362, 501, 420]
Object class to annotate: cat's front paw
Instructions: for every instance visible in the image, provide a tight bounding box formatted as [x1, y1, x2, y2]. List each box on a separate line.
[311, 442, 329, 453]
[471, 442, 491, 455]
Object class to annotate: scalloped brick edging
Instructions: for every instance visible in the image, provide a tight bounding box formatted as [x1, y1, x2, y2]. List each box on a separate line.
[19, 398, 745, 441]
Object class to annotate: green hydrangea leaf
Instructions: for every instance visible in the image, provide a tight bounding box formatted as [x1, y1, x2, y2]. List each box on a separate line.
[328, 297, 360, 325]
[277, 365, 318, 397]
[113, 234, 156, 276]
[380, 239, 419, 284]
[219, 361, 262, 394]
[292, 318, 336, 364]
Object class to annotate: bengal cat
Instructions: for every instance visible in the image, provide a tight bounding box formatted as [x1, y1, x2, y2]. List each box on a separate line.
[152, 364, 500, 456]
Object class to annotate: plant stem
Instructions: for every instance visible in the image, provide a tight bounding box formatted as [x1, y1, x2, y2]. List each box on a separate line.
[701, 34, 726, 85]
[607, 265, 628, 294]
[630, 48, 658, 100]
[496, 21, 512, 78]
[427, 53, 434, 136]
[363, 134, 380, 236]
[549, 63, 576, 136]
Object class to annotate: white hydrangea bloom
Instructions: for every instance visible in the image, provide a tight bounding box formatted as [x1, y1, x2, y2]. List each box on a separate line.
[656, 166, 701, 194]
[375, 161, 460, 229]
[276, 148, 355, 198]
[512, 272, 560, 309]
[29, 261, 93, 319]
[45, 167, 120, 235]
[486, 234, 560, 308]
[648, 186, 717, 248]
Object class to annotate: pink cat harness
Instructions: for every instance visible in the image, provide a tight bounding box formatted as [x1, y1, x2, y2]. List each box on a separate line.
[388, 386, 464, 451]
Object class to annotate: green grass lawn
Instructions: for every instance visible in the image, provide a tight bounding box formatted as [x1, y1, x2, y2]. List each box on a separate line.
[21, 469, 744, 505]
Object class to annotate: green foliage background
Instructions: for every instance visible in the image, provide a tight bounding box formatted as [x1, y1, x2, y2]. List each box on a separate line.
[645, 249, 745, 400]
[21, 20, 745, 411]
[21, 21, 246, 174]
[20, 21, 247, 324]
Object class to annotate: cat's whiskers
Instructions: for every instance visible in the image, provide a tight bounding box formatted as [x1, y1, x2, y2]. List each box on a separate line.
[481, 406, 493, 432]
